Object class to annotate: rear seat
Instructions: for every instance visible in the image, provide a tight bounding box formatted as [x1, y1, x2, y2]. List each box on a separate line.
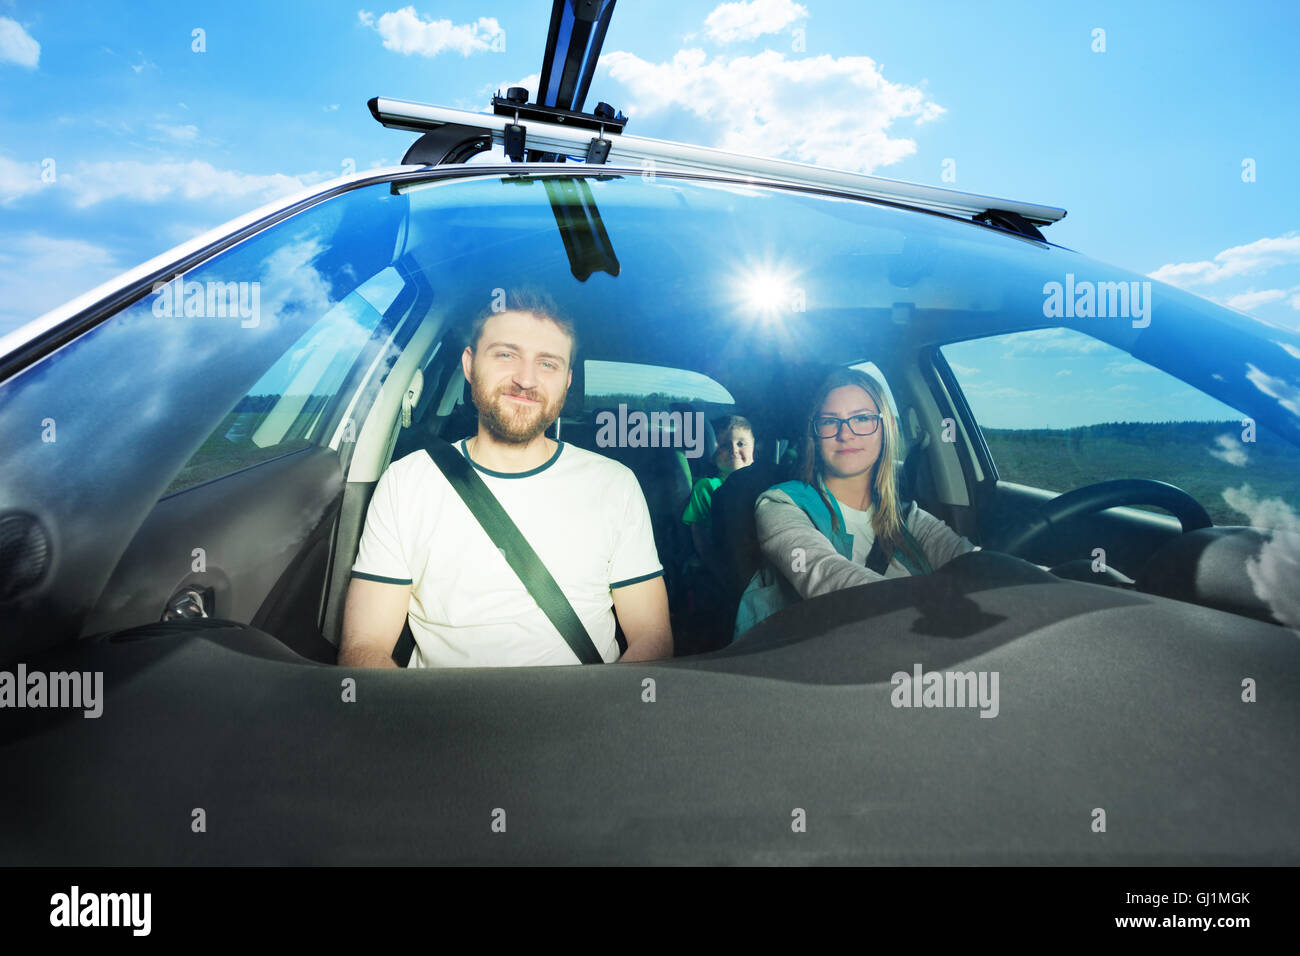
[567, 408, 694, 604]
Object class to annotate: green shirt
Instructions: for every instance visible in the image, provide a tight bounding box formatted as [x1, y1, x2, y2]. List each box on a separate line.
[682, 476, 725, 525]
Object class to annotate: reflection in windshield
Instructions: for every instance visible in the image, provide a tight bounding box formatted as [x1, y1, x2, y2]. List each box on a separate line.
[5, 170, 1300, 656]
[542, 177, 620, 281]
[732, 260, 805, 325]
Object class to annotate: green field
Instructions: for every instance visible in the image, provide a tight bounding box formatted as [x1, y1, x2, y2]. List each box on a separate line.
[982, 421, 1300, 527]
[163, 396, 322, 496]
[165, 399, 1299, 531]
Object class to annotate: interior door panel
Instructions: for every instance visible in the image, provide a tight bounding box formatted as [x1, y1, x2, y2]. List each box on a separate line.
[976, 479, 1186, 574]
[85, 448, 345, 654]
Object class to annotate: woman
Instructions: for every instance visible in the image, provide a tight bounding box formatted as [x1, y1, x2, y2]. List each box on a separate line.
[734, 368, 975, 637]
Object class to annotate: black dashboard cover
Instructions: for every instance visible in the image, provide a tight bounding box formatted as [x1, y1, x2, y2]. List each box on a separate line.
[1, 552, 1296, 865]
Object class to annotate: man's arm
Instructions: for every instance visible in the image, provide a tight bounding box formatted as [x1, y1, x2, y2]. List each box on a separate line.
[612, 576, 673, 662]
[339, 577, 410, 668]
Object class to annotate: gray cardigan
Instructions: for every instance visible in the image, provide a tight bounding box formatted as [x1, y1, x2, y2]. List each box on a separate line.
[754, 488, 976, 600]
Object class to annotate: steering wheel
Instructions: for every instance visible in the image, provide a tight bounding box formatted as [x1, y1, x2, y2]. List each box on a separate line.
[987, 479, 1213, 556]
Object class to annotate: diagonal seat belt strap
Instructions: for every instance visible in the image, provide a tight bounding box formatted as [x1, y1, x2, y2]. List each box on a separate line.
[863, 501, 933, 577]
[425, 439, 605, 664]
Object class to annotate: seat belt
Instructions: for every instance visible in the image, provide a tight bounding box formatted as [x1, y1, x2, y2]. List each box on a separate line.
[408, 439, 605, 665]
[863, 500, 933, 576]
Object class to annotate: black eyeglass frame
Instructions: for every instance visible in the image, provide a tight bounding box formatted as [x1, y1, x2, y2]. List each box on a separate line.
[810, 413, 883, 438]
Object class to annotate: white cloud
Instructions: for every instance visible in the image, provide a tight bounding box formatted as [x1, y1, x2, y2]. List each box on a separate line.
[0, 16, 39, 68]
[1208, 433, 1248, 466]
[1001, 327, 1108, 356]
[359, 8, 505, 57]
[478, 72, 541, 103]
[59, 159, 329, 208]
[1104, 360, 1156, 375]
[0, 234, 120, 335]
[960, 383, 1032, 400]
[0, 154, 45, 204]
[1055, 369, 1072, 377]
[1150, 233, 1300, 288]
[1220, 484, 1300, 629]
[151, 123, 199, 144]
[600, 48, 944, 173]
[704, 0, 808, 43]
[256, 236, 334, 332]
[948, 362, 978, 376]
[1245, 362, 1300, 417]
[1227, 288, 1288, 311]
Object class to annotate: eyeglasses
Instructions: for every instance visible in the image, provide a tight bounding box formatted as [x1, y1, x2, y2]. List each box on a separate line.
[811, 413, 882, 438]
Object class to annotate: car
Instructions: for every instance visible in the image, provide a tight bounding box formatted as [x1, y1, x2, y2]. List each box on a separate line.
[3, 27, 1299, 866]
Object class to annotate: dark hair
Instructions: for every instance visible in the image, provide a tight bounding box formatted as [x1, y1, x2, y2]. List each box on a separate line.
[466, 288, 579, 367]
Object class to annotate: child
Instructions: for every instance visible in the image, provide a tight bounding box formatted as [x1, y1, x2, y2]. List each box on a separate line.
[682, 415, 755, 564]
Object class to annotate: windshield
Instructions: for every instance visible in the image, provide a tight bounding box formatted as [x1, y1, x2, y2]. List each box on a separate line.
[2, 169, 1299, 655]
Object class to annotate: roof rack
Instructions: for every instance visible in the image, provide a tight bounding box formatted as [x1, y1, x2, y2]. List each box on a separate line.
[368, 96, 1067, 235]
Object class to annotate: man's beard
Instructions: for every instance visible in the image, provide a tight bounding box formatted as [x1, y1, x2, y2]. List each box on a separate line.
[470, 373, 565, 445]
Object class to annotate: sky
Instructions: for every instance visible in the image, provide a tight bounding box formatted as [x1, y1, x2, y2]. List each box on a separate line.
[1, 0, 1298, 368]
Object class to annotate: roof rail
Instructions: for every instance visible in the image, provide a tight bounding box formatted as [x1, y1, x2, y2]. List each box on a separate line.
[369, 96, 1067, 231]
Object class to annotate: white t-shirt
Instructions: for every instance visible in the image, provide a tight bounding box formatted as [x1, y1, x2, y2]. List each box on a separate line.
[352, 438, 663, 667]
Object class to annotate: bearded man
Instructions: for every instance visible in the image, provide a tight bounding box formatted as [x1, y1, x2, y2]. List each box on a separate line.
[340, 295, 673, 668]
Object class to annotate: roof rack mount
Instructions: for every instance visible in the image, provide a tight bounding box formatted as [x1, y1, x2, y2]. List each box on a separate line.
[368, 96, 1067, 229]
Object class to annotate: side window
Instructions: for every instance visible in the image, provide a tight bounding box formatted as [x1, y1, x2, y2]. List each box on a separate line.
[941, 328, 1300, 526]
[583, 360, 734, 414]
[163, 267, 405, 495]
[581, 359, 734, 460]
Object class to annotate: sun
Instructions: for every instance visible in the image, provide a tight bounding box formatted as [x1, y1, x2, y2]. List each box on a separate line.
[734, 262, 802, 324]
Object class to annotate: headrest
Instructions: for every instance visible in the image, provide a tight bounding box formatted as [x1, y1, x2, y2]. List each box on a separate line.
[709, 461, 787, 598]
[563, 358, 584, 417]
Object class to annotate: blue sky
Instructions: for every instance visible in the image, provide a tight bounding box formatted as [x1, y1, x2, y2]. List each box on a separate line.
[1, 0, 1297, 401]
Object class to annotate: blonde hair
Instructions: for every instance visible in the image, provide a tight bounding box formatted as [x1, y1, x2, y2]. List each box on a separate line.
[798, 368, 919, 565]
